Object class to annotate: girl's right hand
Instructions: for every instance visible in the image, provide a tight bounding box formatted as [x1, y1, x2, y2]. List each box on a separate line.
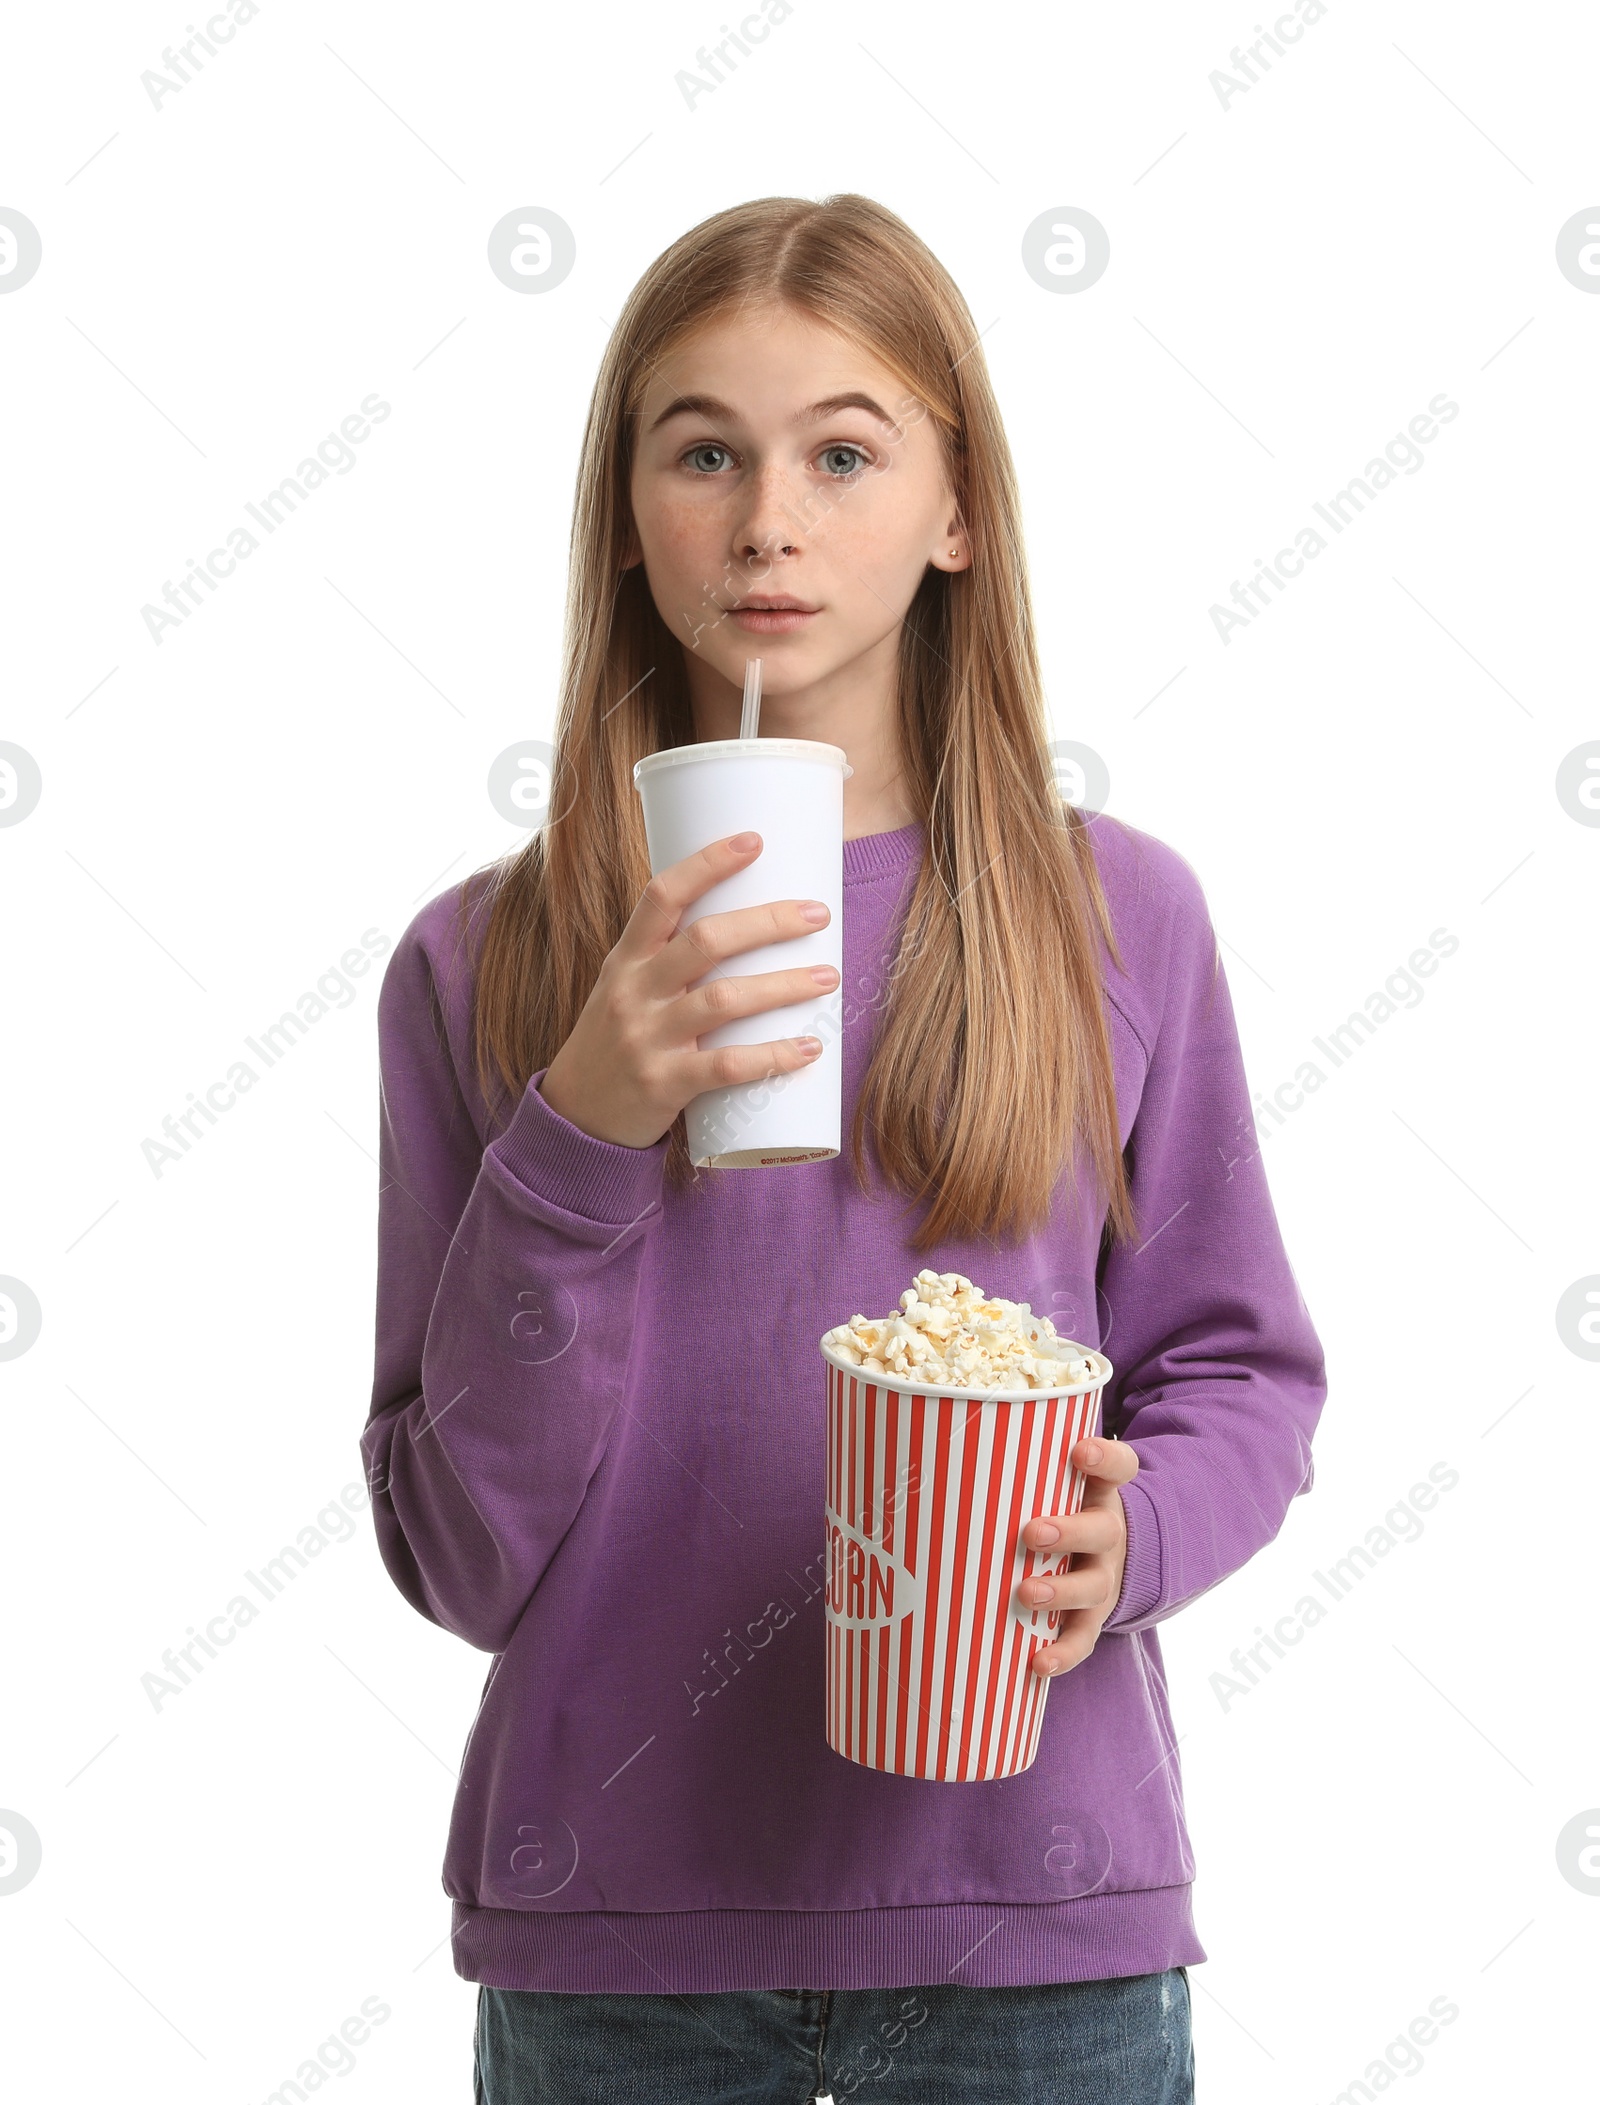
[537, 831, 839, 1149]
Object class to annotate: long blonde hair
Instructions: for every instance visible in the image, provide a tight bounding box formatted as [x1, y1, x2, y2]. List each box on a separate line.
[465, 193, 1135, 1254]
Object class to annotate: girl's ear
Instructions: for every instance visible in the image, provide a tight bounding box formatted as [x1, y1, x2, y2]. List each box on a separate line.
[931, 523, 969, 573]
[619, 527, 643, 570]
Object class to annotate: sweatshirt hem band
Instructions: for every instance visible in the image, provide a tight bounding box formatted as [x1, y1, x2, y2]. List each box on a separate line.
[448, 1885, 1204, 1994]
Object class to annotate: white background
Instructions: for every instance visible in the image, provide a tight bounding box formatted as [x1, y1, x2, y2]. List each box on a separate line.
[3, 1, 1596, 2097]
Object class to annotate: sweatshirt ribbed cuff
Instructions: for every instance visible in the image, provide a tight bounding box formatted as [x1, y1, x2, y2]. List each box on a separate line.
[1104, 1476, 1163, 1629]
[489, 1068, 668, 1226]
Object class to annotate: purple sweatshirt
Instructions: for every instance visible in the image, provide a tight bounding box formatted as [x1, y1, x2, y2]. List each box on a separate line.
[361, 813, 1326, 1994]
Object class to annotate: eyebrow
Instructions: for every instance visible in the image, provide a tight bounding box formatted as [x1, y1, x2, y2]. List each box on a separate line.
[645, 390, 905, 438]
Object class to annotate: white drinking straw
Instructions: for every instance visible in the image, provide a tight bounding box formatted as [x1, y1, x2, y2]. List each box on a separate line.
[738, 657, 763, 741]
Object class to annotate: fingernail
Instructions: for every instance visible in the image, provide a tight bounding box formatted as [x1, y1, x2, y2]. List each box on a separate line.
[799, 900, 829, 924]
[795, 1037, 823, 1057]
[1080, 1440, 1102, 1463]
[1036, 1522, 1060, 1545]
[729, 831, 760, 851]
[810, 965, 838, 984]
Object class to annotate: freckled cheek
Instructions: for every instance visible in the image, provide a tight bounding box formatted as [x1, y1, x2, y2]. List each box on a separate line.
[816, 510, 921, 604]
[639, 497, 726, 579]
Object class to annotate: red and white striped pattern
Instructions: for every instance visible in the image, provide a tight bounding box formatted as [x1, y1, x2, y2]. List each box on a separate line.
[823, 1355, 1107, 1781]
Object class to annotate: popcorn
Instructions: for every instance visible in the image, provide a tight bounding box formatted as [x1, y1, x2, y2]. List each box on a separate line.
[821, 1270, 1100, 1393]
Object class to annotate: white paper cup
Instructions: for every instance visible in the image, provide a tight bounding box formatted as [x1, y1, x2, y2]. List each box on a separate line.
[632, 739, 849, 1168]
[819, 1338, 1115, 1781]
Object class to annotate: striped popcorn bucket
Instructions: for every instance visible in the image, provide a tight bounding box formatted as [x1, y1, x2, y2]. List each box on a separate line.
[820, 1340, 1114, 1782]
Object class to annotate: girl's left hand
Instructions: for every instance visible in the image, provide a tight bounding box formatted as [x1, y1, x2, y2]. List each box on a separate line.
[1016, 1437, 1141, 1677]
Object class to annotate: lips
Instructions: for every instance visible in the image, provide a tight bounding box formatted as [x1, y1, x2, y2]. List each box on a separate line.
[729, 597, 820, 633]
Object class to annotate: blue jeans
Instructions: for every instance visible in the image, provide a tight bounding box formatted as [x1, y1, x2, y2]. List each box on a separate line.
[474, 1968, 1193, 2103]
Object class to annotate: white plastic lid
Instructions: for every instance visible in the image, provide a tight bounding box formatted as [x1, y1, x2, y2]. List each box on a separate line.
[633, 738, 851, 787]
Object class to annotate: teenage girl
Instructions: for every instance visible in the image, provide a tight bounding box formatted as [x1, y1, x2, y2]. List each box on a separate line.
[362, 193, 1327, 2104]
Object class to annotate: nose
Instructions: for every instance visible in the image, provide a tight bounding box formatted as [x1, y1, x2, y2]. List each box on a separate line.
[734, 460, 803, 575]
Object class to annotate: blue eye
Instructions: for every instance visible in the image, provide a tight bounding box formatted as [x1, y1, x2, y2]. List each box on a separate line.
[820, 444, 868, 478]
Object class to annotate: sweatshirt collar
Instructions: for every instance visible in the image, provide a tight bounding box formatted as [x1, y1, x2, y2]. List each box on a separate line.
[843, 820, 924, 883]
